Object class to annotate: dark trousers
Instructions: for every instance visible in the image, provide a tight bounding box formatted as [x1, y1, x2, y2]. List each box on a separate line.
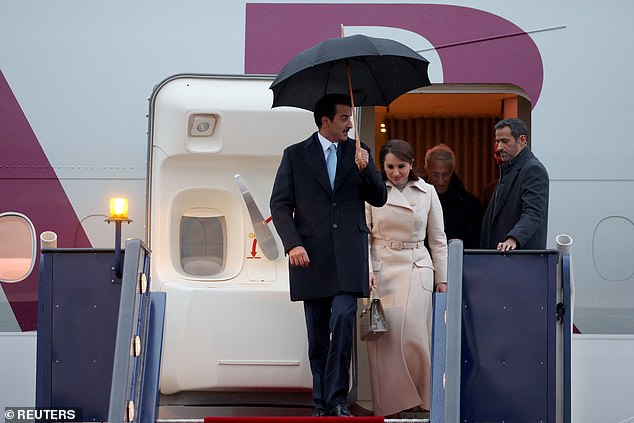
[303, 293, 357, 410]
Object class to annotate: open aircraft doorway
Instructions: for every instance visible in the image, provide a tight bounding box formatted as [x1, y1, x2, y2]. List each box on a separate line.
[363, 84, 531, 208]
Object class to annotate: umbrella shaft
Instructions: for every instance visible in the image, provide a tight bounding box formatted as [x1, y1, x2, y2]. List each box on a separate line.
[345, 63, 362, 155]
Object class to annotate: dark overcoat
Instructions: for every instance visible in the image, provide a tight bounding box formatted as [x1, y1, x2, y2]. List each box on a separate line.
[270, 133, 387, 301]
[481, 148, 549, 249]
[434, 173, 483, 249]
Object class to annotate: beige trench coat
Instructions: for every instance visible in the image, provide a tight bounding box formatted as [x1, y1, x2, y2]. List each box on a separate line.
[364, 178, 448, 416]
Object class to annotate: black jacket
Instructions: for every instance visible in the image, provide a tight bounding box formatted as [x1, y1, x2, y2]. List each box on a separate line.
[434, 173, 483, 249]
[270, 133, 387, 301]
[480, 148, 549, 249]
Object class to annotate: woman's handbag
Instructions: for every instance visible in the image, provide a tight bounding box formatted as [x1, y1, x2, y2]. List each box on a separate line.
[359, 289, 389, 341]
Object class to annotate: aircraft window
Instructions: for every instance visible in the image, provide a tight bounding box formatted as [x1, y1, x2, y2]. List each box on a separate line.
[0, 212, 37, 283]
[180, 210, 226, 277]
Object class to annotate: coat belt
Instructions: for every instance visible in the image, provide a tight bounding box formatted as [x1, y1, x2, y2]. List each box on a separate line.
[372, 239, 424, 250]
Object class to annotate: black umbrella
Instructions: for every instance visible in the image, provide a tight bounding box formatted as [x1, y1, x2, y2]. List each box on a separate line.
[270, 33, 431, 157]
[270, 33, 431, 112]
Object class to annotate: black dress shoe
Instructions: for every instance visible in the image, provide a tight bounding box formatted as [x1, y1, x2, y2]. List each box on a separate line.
[329, 403, 353, 417]
[312, 407, 328, 417]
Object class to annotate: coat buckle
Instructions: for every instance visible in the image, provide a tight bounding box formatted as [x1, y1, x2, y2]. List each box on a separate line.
[390, 241, 404, 250]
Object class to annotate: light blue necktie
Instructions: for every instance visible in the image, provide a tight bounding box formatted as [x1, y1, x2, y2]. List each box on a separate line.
[326, 143, 337, 189]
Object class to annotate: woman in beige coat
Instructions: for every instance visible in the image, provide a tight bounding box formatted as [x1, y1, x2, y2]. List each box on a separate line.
[365, 139, 448, 417]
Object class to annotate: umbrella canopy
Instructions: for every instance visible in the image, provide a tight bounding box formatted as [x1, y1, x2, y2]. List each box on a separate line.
[270, 34, 431, 111]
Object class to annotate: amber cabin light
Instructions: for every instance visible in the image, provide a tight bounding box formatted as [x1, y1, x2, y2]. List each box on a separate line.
[109, 198, 129, 220]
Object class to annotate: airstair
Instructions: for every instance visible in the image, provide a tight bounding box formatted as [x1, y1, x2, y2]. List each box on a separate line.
[35, 239, 571, 422]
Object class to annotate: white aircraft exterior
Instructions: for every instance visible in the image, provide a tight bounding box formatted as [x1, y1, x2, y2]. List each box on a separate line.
[1, 1, 633, 422]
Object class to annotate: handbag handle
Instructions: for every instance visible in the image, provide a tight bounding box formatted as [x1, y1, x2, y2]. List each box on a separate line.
[370, 286, 379, 301]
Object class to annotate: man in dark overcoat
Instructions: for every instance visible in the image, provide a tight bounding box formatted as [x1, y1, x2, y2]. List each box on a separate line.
[481, 118, 549, 251]
[424, 143, 483, 248]
[270, 93, 387, 416]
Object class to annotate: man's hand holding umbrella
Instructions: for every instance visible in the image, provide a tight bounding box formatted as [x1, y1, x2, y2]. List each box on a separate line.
[356, 146, 369, 171]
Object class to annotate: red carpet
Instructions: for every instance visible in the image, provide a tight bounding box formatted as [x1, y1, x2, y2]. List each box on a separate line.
[204, 417, 383, 422]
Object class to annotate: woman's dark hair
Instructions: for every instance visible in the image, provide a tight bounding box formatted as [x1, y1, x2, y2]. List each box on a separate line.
[379, 139, 419, 181]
